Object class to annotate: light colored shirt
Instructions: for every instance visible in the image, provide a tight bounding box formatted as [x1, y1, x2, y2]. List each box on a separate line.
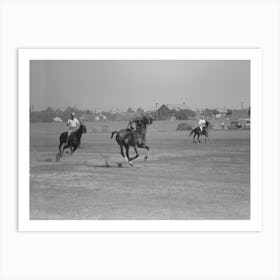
[67, 117, 80, 130]
[199, 119, 206, 127]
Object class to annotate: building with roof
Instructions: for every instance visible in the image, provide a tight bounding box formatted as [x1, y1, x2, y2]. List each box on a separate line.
[157, 104, 172, 120]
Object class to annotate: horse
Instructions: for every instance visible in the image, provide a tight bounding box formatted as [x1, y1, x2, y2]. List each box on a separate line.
[111, 115, 153, 166]
[56, 124, 87, 161]
[189, 121, 210, 143]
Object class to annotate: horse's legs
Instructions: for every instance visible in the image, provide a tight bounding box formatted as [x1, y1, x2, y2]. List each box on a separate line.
[57, 142, 64, 160]
[124, 145, 134, 166]
[118, 143, 129, 163]
[205, 133, 209, 143]
[59, 142, 64, 155]
[124, 145, 130, 161]
[129, 146, 139, 161]
[144, 145, 150, 160]
[193, 132, 199, 143]
[119, 144, 126, 159]
[61, 146, 66, 157]
[192, 133, 196, 143]
[121, 144, 129, 163]
[56, 142, 65, 161]
[137, 143, 150, 160]
[71, 146, 78, 155]
[56, 142, 63, 161]
[61, 144, 69, 157]
[205, 134, 209, 143]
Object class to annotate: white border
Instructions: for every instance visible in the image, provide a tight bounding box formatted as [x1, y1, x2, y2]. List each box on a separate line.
[18, 48, 262, 231]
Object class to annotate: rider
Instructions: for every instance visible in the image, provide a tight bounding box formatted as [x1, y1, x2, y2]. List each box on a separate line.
[66, 112, 80, 145]
[198, 115, 206, 132]
[127, 115, 143, 131]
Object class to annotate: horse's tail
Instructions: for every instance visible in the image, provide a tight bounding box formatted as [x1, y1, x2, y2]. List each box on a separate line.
[111, 131, 118, 139]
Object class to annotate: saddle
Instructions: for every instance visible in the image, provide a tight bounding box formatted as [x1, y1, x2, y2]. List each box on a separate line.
[196, 126, 207, 134]
[66, 131, 78, 145]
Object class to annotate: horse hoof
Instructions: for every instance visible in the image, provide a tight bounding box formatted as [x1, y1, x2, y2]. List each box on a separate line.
[144, 156, 148, 160]
[128, 161, 134, 166]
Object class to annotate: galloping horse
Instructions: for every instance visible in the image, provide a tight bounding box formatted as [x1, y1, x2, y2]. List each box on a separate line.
[111, 115, 153, 166]
[56, 124, 87, 161]
[189, 121, 210, 143]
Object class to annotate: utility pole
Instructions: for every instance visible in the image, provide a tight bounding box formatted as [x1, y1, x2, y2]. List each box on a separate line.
[155, 102, 159, 120]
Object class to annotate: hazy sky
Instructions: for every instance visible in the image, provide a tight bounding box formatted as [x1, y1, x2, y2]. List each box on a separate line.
[30, 60, 250, 111]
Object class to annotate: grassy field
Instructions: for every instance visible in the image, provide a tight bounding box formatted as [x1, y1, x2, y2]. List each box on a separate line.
[30, 120, 250, 220]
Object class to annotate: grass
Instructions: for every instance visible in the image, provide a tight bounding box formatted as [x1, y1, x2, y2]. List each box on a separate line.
[30, 121, 250, 220]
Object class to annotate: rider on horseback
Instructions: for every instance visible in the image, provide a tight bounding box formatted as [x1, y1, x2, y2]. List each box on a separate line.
[111, 114, 153, 165]
[127, 115, 143, 131]
[198, 115, 206, 133]
[66, 112, 80, 145]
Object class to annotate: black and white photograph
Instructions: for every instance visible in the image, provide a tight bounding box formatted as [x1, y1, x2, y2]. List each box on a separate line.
[25, 50, 254, 223]
[2, 1, 280, 279]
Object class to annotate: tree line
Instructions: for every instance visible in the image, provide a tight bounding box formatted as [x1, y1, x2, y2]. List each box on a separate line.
[30, 105, 247, 123]
[30, 106, 155, 123]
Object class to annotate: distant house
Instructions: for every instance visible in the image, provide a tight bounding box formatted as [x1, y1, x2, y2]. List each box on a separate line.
[157, 104, 195, 120]
[157, 104, 172, 120]
[229, 118, 250, 129]
[53, 116, 63, 123]
[239, 118, 251, 128]
[167, 105, 181, 112]
[231, 109, 250, 121]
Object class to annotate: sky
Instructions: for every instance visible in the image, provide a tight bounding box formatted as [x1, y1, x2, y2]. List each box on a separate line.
[30, 60, 250, 111]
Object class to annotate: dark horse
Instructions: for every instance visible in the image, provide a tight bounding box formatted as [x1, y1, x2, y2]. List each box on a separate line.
[56, 124, 87, 161]
[189, 121, 210, 143]
[111, 115, 153, 166]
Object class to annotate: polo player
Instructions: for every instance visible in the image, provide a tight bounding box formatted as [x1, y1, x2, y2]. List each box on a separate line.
[66, 112, 80, 145]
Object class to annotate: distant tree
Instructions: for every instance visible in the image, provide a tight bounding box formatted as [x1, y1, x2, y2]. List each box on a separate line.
[41, 107, 55, 122]
[202, 108, 219, 117]
[226, 109, 232, 116]
[174, 109, 196, 120]
[127, 107, 134, 113]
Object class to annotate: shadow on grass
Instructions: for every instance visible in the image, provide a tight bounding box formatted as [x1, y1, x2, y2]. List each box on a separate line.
[84, 161, 126, 168]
